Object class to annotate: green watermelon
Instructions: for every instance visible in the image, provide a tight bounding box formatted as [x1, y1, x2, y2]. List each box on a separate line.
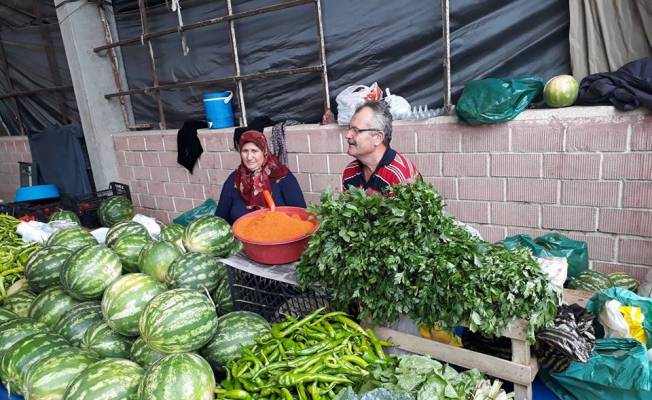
[200, 311, 270, 371]
[1, 291, 36, 318]
[139, 288, 218, 353]
[166, 252, 227, 292]
[212, 278, 233, 316]
[63, 358, 144, 400]
[28, 287, 82, 328]
[129, 337, 166, 368]
[138, 241, 182, 282]
[98, 196, 134, 227]
[45, 227, 97, 251]
[182, 216, 235, 257]
[106, 221, 149, 248]
[0, 318, 49, 360]
[160, 224, 184, 244]
[137, 353, 215, 400]
[60, 244, 122, 300]
[567, 270, 612, 292]
[54, 301, 103, 346]
[81, 320, 134, 359]
[24, 246, 73, 293]
[48, 210, 80, 225]
[543, 75, 579, 108]
[23, 348, 98, 400]
[0, 308, 18, 324]
[0, 332, 70, 395]
[102, 273, 167, 337]
[111, 234, 151, 273]
[608, 272, 639, 292]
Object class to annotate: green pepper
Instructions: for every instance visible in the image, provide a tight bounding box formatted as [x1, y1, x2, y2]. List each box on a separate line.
[272, 307, 326, 338]
[214, 388, 252, 400]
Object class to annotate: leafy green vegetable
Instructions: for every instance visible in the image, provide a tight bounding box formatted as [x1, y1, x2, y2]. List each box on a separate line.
[297, 181, 558, 342]
[336, 387, 412, 400]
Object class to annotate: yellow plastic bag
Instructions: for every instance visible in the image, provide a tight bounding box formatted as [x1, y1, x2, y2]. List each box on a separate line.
[419, 324, 462, 347]
[620, 306, 648, 345]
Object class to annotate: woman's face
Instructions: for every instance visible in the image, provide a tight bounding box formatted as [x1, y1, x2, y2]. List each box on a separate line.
[240, 142, 265, 172]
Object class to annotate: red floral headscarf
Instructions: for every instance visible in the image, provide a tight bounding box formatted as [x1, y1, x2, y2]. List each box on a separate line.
[234, 130, 289, 209]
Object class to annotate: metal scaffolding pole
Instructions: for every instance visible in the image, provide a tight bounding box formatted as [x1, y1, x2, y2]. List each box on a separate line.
[225, 0, 247, 126]
[441, 0, 452, 112]
[138, 0, 167, 129]
[0, 33, 25, 135]
[313, 0, 332, 122]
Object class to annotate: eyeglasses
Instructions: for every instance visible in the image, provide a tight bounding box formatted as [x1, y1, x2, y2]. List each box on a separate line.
[346, 126, 381, 135]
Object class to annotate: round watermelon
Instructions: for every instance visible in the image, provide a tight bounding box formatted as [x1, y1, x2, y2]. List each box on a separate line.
[98, 196, 134, 227]
[46, 227, 97, 251]
[608, 272, 639, 292]
[0, 308, 18, 324]
[48, 210, 80, 225]
[567, 270, 611, 292]
[160, 223, 185, 252]
[63, 358, 144, 400]
[111, 233, 151, 273]
[24, 245, 73, 293]
[28, 287, 82, 328]
[102, 273, 167, 337]
[182, 216, 235, 257]
[166, 252, 227, 292]
[0, 332, 70, 395]
[137, 353, 215, 400]
[23, 348, 98, 400]
[0, 318, 49, 360]
[200, 311, 270, 371]
[129, 336, 166, 368]
[106, 221, 149, 248]
[81, 320, 134, 359]
[139, 288, 218, 353]
[212, 278, 233, 316]
[138, 241, 183, 282]
[60, 244, 122, 300]
[1, 291, 36, 318]
[543, 75, 579, 108]
[53, 301, 103, 346]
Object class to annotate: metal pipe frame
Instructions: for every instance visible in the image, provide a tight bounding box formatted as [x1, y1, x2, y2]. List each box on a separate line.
[138, 0, 167, 129]
[0, 85, 74, 100]
[441, 0, 452, 112]
[313, 0, 330, 112]
[0, 33, 26, 135]
[225, 0, 247, 125]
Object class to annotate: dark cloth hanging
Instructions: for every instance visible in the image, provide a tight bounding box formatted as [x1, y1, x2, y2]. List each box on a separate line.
[232, 116, 275, 151]
[270, 120, 301, 165]
[177, 120, 207, 173]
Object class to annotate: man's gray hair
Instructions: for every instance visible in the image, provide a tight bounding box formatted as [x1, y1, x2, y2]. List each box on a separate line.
[354, 100, 393, 146]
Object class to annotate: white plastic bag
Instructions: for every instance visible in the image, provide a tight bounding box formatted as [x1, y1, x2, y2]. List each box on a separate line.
[536, 256, 568, 291]
[599, 300, 630, 339]
[91, 227, 109, 244]
[132, 214, 161, 239]
[336, 82, 381, 125]
[384, 88, 411, 120]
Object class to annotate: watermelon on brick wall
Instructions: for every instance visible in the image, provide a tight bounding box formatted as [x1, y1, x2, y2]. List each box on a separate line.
[98, 196, 134, 227]
[23, 348, 98, 400]
[24, 246, 73, 293]
[48, 210, 80, 225]
[106, 221, 150, 248]
[182, 216, 235, 257]
[137, 353, 215, 400]
[112, 234, 152, 273]
[60, 244, 122, 300]
[45, 227, 97, 251]
[28, 287, 82, 328]
[54, 301, 103, 346]
[1, 291, 36, 318]
[543, 75, 579, 108]
[63, 358, 144, 400]
[166, 252, 227, 292]
[138, 241, 183, 283]
[81, 320, 134, 358]
[130, 336, 166, 368]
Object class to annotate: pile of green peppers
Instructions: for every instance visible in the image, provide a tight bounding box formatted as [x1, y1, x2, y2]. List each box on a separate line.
[215, 307, 393, 400]
[0, 214, 39, 301]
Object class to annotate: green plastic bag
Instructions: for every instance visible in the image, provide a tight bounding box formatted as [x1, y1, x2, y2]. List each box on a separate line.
[503, 232, 588, 278]
[456, 76, 544, 125]
[172, 198, 217, 226]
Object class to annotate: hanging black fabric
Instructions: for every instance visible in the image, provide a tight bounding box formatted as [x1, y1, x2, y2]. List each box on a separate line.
[176, 120, 206, 173]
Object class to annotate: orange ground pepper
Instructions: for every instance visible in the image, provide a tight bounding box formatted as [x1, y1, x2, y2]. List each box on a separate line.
[234, 211, 315, 242]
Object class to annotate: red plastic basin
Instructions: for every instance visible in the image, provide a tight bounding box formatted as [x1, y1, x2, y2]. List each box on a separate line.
[232, 206, 318, 265]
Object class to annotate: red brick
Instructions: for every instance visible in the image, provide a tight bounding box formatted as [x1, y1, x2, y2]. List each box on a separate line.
[469, 224, 507, 243]
[202, 134, 230, 152]
[304, 192, 322, 205]
[114, 136, 129, 151]
[459, 178, 504, 201]
[561, 181, 619, 207]
[163, 135, 177, 152]
[197, 153, 219, 169]
[124, 152, 142, 167]
[298, 154, 328, 173]
[542, 205, 596, 232]
[168, 211, 182, 221]
[294, 173, 311, 192]
[221, 152, 241, 170]
[603, 153, 652, 180]
[164, 182, 184, 197]
[158, 152, 178, 167]
[566, 232, 615, 262]
[618, 238, 652, 266]
[622, 182, 652, 208]
[423, 177, 457, 200]
[460, 125, 509, 152]
[592, 262, 648, 282]
[207, 169, 232, 184]
[491, 154, 540, 177]
[184, 184, 206, 199]
[133, 166, 151, 181]
[173, 197, 194, 213]
[390, 126, 416, 153]
[310, 174, 341, 192]
[147, 181, 165, 196]
[443, 154, 487, 177]
[511, 123, 563, 152]
[285, 131, 309, 153]
[288, 155, 299, 173]
[155, 196, 175, 211]
[309, 131, 341, 153]
[416, 125, 461, 152]
[507, 178, 556, 203]
[127, 136, 146, 151]
[150, 210, 170, 224]
[445, 200, 489, 223]
[140, 194, 156, 208]
[504, 227, 548, 239]
[566, 122, 628, 152]
[149, 167, 169, 182]
[329, 155, 354, 174]
[189, 169, 210, 184]
[491, 202, 539, 228]
[543, 154, 600, 179]
[599, 209, 652, 237]
[413, 154, 442, 177]
[631, 119, 652, 151]
[141, 152, 159, 167]
[168, 167, 189, 183]
[114, 151, 127, 166]
[144, 135, 164, 151]
[129, 180, 148, 195]
[205, 185, 222, 201]
[117, 166, 133, 181]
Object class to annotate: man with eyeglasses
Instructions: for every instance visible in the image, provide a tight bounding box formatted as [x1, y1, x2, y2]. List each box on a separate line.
[342, 100, 420, 193]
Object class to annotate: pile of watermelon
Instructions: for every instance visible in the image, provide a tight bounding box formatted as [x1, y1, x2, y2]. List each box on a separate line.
[567, 269, 640, 293]
[0, 214, 255, 400]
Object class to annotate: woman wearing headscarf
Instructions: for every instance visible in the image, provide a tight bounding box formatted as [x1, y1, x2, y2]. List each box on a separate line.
[215, 130, 306, 224]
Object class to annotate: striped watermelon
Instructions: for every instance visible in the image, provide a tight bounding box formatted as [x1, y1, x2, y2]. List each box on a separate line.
[60, 244, 122, 300]
[106, 221, 149, 248]
[48, 210, 80, 225]
[28, 287, 82, 328]
[160, 224, 185, 252]
[111, 234, 151, 273]
[98, 196, 134, 227]
[137, 353, 215, 400]
[46, 227, 97, 251]
[138, 241, 182, 282]
[0, 308, 18, 324]
[200, 311, 270, 371]
[54, 301, 103, 346]
[23, 348, 98, 400]
[212, 278, 233, 316]
[81, 320, 134, 358]
[139, 288, 218, 353]
[24, 246, 73, 293]
[1, 291, 36, 318]
[608, 272, 639, 292]
[0, 318, 49, 360]
[0, 332, 70, 395]
[567, 270, 612, 292]
[182, 216, 235, 257]
[102, 273, 167, 337]
[129, 336, 166, 368]
[63, 358, 144, 400]
[166, 252, 227, 292]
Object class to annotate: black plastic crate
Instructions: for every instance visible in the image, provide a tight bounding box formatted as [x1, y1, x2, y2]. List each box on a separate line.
[0, 200, 63, 222]
[61, 182, 131, 228]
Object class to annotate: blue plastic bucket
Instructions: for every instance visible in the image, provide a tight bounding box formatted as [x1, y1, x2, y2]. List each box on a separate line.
[203, 91, 234, 129]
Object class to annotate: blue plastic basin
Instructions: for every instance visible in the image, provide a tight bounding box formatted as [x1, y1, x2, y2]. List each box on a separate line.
[14, 185, 60, 203]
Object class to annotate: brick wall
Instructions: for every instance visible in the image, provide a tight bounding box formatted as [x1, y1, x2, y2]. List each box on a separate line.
[0, 137, 31, 203]
[113, 106, 652, 278]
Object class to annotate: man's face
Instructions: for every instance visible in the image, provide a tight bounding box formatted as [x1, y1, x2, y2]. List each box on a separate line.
[345, 107, 384, 158]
